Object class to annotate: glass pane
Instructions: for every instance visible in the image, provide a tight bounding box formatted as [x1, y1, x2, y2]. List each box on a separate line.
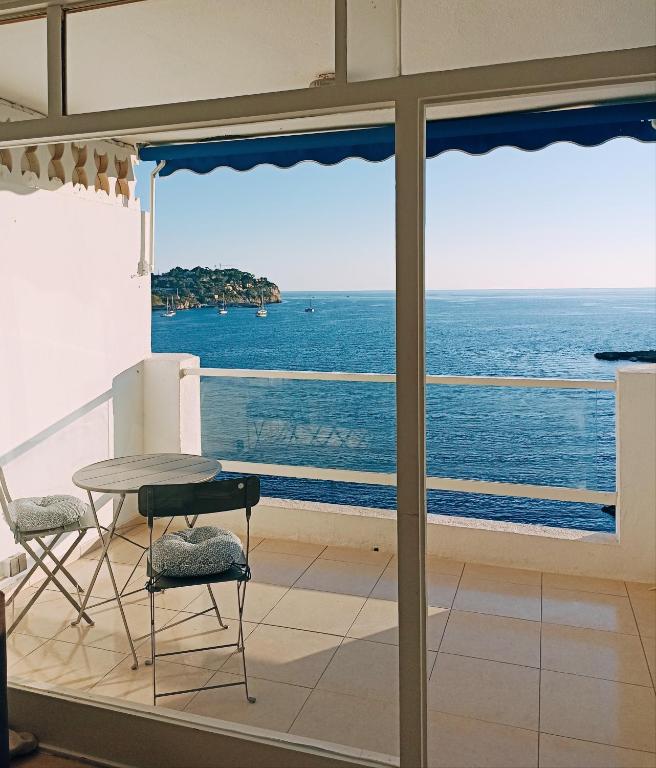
[0, 18, 47, 115]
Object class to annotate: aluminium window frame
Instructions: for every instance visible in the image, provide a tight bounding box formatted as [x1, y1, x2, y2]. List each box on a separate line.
[0, 2, 654, 765]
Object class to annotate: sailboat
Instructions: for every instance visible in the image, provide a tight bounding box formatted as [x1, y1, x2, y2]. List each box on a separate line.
[305, 296, 315, 313]
[218, 293, 228, 315]
[162, 296, 176, 317]
[256, 291, 268, 318]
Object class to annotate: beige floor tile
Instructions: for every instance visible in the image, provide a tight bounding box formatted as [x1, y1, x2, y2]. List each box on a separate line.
[140, 612, 256, 670]
[543, 573, 627, 597]
[317, 638, 435, 703]
[38, 557, 146, 600]
[626, 582, 656, 601]
[91, 652, 214, 710]
[631, 596, 656, 639]
[262, 588, 365, 636]
[10, 638, 126, 691]
[542, 587, 638, 635]
[290, 689, 399, 757]
[540, 669, 656, 752]
[320, 546, 393, 567]
[6, 633, 46, 669]
[55, 601, 178, 655]
[453, 575, 541, 621]
[427, 711, 538, 768]
[183, 581, 289, 624]
[371, 562, 460, 608]
[221, 623, 340, 687]
[6, 585, 61, 610]
[440, 610, 540, 667]
[643, 636, 656, 685]
[347, 599, 449, 651]
[464, 563, 541, 586]
[541, 623, 652, 686]
[134, 583, 206, 612]
[317, 638, 400, 702]
[255, 538, 325, 558]
[248, 550, 315, 587]
[428, 652, 539, 730]
[426, 556, 465, 577]
[86, 530, 147, 566]
[294, 558, 385, 598]
[539, 733, 656, 768]
[5, 592, 81, 639]
[186, 672, 311, 732]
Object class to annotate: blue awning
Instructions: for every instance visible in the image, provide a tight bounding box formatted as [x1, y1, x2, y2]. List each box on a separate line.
[139, 101, 656, 177]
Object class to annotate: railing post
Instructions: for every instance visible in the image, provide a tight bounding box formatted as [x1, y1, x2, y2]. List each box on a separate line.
[143, 354, 201, 455]
[395, 96, 427, 768]
[616, 365, 656, 581]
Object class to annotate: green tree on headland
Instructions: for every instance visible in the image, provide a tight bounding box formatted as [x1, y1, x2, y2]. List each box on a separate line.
[152, 266, 281, 309]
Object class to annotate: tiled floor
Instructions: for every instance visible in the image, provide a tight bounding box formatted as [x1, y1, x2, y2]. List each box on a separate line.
[5, 527, 656, 768]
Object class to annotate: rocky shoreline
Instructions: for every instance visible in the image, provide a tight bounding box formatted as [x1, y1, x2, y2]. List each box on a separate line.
[594, 350, 656, 363]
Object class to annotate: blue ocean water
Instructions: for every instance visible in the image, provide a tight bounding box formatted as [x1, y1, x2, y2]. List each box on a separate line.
[152, 288, 656, 532]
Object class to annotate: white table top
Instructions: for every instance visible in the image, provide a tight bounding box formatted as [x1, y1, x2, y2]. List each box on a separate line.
[72, 454, 221, 494]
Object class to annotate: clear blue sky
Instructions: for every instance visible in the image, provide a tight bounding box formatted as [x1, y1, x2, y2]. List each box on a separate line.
[136, 138, 656, 291]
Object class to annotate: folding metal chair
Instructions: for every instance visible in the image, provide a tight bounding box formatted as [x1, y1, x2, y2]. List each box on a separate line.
[138, 476, 259, 705]
[0, 467, 95, 636]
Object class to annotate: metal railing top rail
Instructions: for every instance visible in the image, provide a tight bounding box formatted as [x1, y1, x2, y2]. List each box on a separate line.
[182, 367, 616, 391]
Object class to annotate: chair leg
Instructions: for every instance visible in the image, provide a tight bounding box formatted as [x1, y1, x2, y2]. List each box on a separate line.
[149, 588, 157, 706]
[9, 537, 94, 636]
[237, 581, 255, 703]
[206, 585, 228, 630]
[36, 531, 86, 595]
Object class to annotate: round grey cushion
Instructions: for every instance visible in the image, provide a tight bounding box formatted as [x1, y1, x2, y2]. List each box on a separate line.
[150, 526, 245, 578]
[7, 495, 87, 533]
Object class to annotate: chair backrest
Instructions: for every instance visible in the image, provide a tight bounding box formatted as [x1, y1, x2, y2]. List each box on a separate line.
[0, 468, 12, 529]
[138, 476, 260, 521]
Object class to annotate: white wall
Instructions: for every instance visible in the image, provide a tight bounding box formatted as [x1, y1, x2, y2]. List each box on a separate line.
[0, 134, 150, 565]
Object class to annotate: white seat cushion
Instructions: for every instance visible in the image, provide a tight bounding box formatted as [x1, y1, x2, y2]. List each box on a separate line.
[150, 526, 245, 578]
[7, 495, 88, 533]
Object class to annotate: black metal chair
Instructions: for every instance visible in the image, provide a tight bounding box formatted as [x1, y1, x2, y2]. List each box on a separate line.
[138, 476, 260, 705]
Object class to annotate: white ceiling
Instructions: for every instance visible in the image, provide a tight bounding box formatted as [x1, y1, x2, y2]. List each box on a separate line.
[0, 0, 654, 144]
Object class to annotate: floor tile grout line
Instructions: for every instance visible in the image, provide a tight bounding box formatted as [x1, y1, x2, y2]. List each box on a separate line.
[623, 587, 656, 691]
[537, 729, 656, 756]
[429, 560, 465, 680]
[281, 548, 379, 733]
[285, 633, 349, 734]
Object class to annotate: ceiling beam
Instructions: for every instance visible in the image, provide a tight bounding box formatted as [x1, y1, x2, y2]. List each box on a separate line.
[0, 45, 653, 148]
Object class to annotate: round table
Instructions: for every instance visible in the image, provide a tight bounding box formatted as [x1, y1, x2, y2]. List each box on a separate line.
[72, 453, 221, 668]
[73, 453, 221, 494]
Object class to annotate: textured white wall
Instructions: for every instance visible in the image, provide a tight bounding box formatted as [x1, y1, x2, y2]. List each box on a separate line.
[0, 139, 150, 563]
[403, 0, 656, 74]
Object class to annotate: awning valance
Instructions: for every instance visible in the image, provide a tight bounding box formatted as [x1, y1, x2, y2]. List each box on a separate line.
[139, 101, 656, 177]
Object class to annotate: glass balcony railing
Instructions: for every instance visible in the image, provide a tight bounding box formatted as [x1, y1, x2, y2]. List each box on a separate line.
[194, 368, 616, 532]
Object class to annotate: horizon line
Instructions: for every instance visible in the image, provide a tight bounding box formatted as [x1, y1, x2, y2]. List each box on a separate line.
[277, 285, 656, 292]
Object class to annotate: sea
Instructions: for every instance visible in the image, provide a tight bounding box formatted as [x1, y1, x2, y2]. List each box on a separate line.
[152, 288, 656, 533]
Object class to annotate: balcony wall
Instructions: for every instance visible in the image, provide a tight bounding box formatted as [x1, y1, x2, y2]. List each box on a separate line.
[0, 133, 150, 568]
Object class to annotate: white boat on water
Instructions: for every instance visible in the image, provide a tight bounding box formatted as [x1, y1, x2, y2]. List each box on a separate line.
[305, 296, 315, 313]
[256, 291, 267, 318]
[218, 293, 228, 315]
[162, 296, 176, 317]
